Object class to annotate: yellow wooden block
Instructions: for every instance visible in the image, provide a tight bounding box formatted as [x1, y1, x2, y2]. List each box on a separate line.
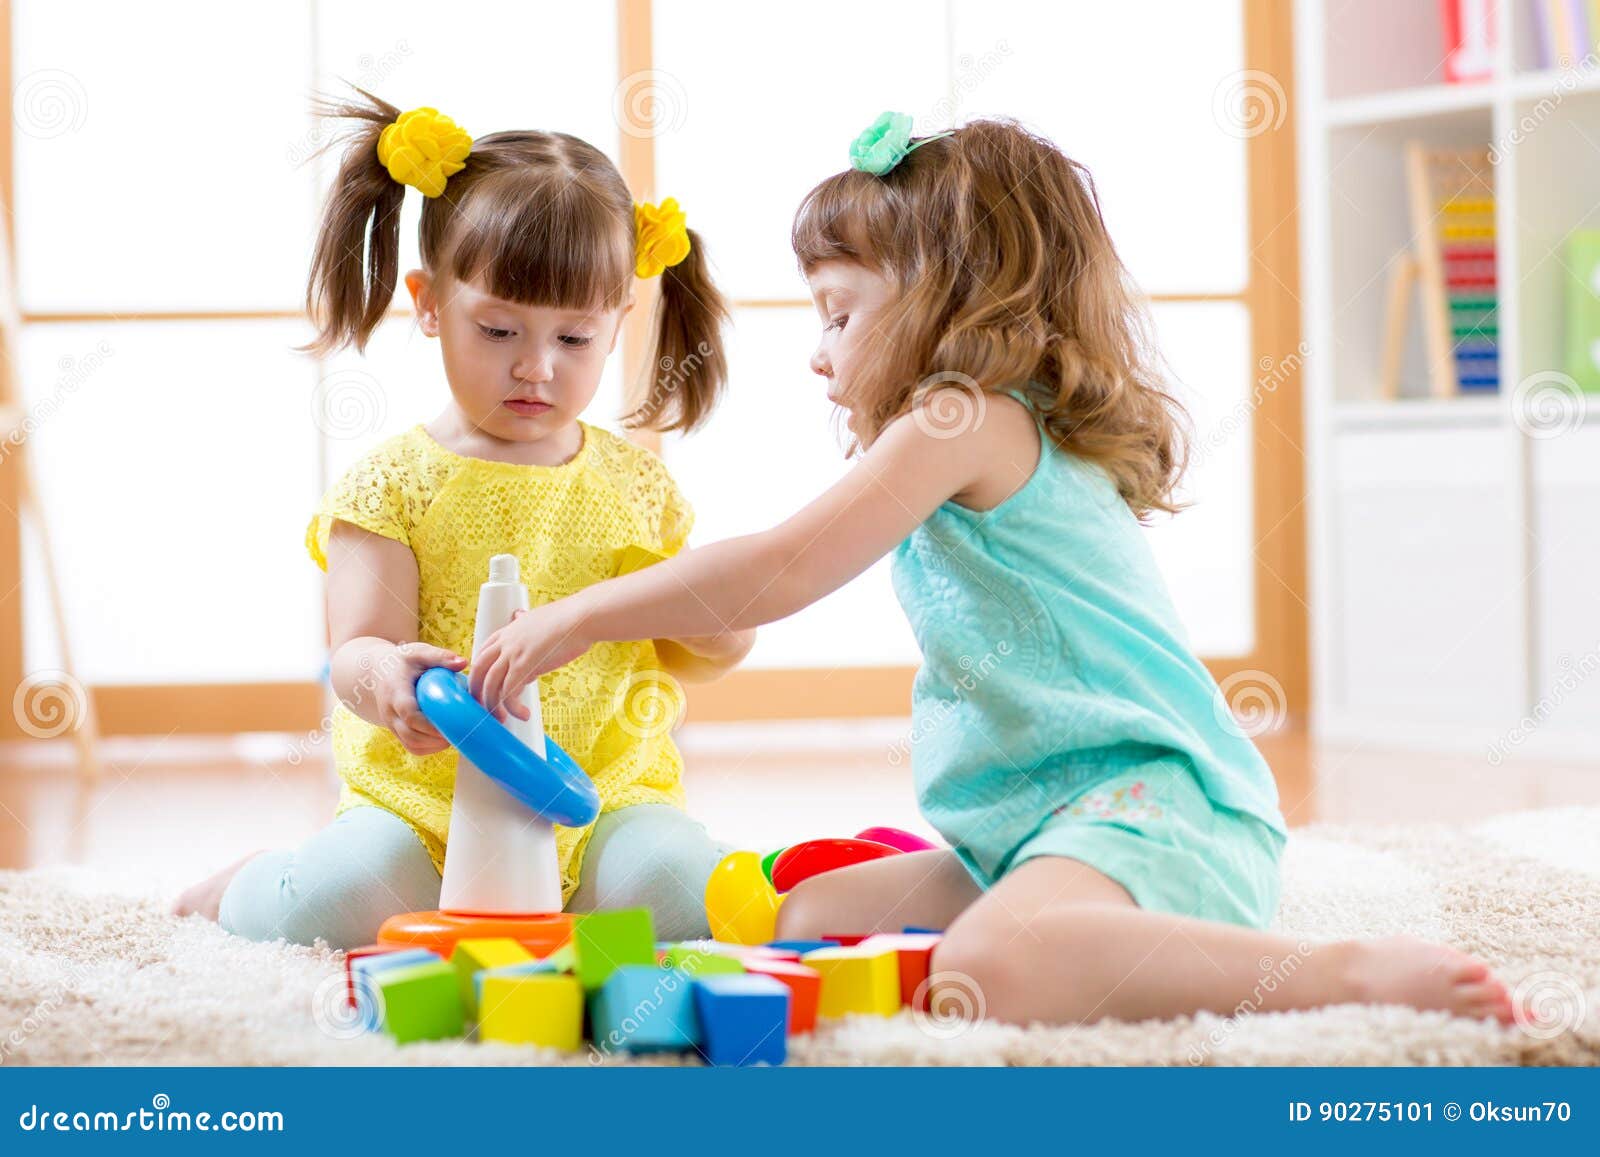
[802, 946, 900, 1018]
[450, 938, 534, 1018]
[476, 974, 584, 1051]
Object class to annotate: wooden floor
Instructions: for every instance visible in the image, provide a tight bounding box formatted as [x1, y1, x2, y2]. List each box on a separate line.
[2, 722, 1597, 896]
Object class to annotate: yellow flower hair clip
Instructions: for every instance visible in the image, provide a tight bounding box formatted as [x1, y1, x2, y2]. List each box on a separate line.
[634, 197, 692, 278]
[376, 107, 472, 198]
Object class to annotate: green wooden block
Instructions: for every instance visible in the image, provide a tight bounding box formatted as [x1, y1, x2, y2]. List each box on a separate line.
[574, 908, 657, 991]
[1566, 230, 1600, 392]
[376, 960, 465, 1044]
[541, 941, 577, 973]
[660, 944, 747, 976]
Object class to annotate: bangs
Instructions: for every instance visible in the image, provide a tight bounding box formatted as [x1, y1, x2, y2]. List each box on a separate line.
[791, 169, 894, 273]
[444, 169, 632, 311]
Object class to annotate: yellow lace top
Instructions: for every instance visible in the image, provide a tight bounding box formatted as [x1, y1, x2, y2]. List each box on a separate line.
[304, 421, 693, 903]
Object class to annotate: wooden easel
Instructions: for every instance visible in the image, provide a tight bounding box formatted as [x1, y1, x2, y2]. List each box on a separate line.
[0, 212, 102, 781]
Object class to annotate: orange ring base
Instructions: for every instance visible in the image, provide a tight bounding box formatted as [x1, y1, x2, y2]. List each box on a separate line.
[376, 909, 576, 960]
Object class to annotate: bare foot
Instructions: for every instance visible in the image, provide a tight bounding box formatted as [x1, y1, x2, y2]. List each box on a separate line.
[170, 850, 265, 923]
[1335, 935, 1514, 1025]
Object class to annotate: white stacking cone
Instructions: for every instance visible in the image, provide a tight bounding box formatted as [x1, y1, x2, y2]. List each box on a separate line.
[438, 554, 562, 914]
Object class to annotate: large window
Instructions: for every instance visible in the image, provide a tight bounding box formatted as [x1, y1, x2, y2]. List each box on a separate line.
[2, 0, 1302, 735]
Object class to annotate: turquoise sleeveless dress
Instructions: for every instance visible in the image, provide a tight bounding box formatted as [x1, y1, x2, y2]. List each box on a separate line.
[889, 393, 1287, 928]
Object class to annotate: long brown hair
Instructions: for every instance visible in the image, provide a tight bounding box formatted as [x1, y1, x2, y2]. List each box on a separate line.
[302, 86, 729, 433]
[792, 118, 1189, 516]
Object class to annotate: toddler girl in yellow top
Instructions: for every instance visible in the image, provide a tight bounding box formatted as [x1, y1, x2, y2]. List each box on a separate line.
[172, 89, 750, 949]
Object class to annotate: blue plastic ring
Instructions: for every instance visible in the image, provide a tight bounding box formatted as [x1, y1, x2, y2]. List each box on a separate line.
[414, 667, 601, 828]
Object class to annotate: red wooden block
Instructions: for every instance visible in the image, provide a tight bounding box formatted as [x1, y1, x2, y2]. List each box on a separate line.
[771, 839, 901, 893]
[742, 958, 821, 1034]
[860, 933, 942, 1010]
[821, 934, 870, 947]
[342, 943, 418, 1010]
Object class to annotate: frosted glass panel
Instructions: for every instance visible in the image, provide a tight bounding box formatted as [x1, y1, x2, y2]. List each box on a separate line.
[13, 0, 316, 311]
[662, 308, 922, 669]
[950, 0, 1248, 295]
[315, 1, 620, 297]
[1142, 302, 1255, 656]
[19, 322, 325, 683]
[654, 1, 948, 300]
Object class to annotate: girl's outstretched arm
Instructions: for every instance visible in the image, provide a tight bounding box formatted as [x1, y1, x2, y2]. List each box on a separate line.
[470, 395, 1017, 721]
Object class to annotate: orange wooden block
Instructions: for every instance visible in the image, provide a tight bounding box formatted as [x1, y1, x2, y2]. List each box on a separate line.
[742, 958, 821, 1034]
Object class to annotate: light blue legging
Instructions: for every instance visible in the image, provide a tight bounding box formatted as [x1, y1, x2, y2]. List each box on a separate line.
[218, 804, 728, 951]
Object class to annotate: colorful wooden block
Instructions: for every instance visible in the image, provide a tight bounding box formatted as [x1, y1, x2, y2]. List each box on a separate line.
[588, 965, 701, 1053]
[450, 938, 534, 1019]
[659, 944, 747, 976]
[477, 973, 584, 1051]
[343, 943, 430, 1011]
[742, 958, 821, 1034]
[821, 934, 870, 947]
[860, 933, 942, 1010]
[691, 974, 790, 1066]
[349, 948, 444, 1031]
[766, 939, 839, 955]
[373, 959, 464, 1044]
[802, 945, 900, 1018]
[474, 958, 564, 1008]
[574, 908, 657, 991]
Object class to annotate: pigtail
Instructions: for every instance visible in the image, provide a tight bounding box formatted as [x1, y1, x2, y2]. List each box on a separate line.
[626, 226, 730, 435]
[298, 85, 407, 357]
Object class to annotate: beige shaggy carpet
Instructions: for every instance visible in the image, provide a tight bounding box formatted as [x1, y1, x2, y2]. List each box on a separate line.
[2, 807, 1598, 1066]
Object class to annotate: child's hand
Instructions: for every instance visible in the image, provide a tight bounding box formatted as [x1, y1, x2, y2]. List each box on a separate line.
[471, 603, 593, 723]
[375, 641, 468, 756]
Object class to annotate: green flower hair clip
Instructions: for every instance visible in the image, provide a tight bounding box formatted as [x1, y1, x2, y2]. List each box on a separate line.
[848, 110, 953, 176]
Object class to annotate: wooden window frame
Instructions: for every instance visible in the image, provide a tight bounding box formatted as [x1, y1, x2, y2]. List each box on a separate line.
[0, 0, 1303, 738]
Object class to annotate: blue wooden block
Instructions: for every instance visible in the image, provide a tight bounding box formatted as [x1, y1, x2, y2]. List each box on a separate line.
[902, 926, 945, 935]
[351, 949, 442, 1032]
[764, 939, 839, 954]
[588, 966, 700, 1054]
[474, 958, 563, 1008]
[691, 974, 789, 1067]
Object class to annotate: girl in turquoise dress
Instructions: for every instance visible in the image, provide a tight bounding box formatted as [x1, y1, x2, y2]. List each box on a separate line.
[466, 115, 1518, 1028]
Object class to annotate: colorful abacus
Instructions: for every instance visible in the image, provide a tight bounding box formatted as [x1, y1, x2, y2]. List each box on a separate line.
[1406, 143, 1499, 396]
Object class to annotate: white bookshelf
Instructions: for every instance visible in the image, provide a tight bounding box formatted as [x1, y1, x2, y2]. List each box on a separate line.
[1297, 0, 1600, 758]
